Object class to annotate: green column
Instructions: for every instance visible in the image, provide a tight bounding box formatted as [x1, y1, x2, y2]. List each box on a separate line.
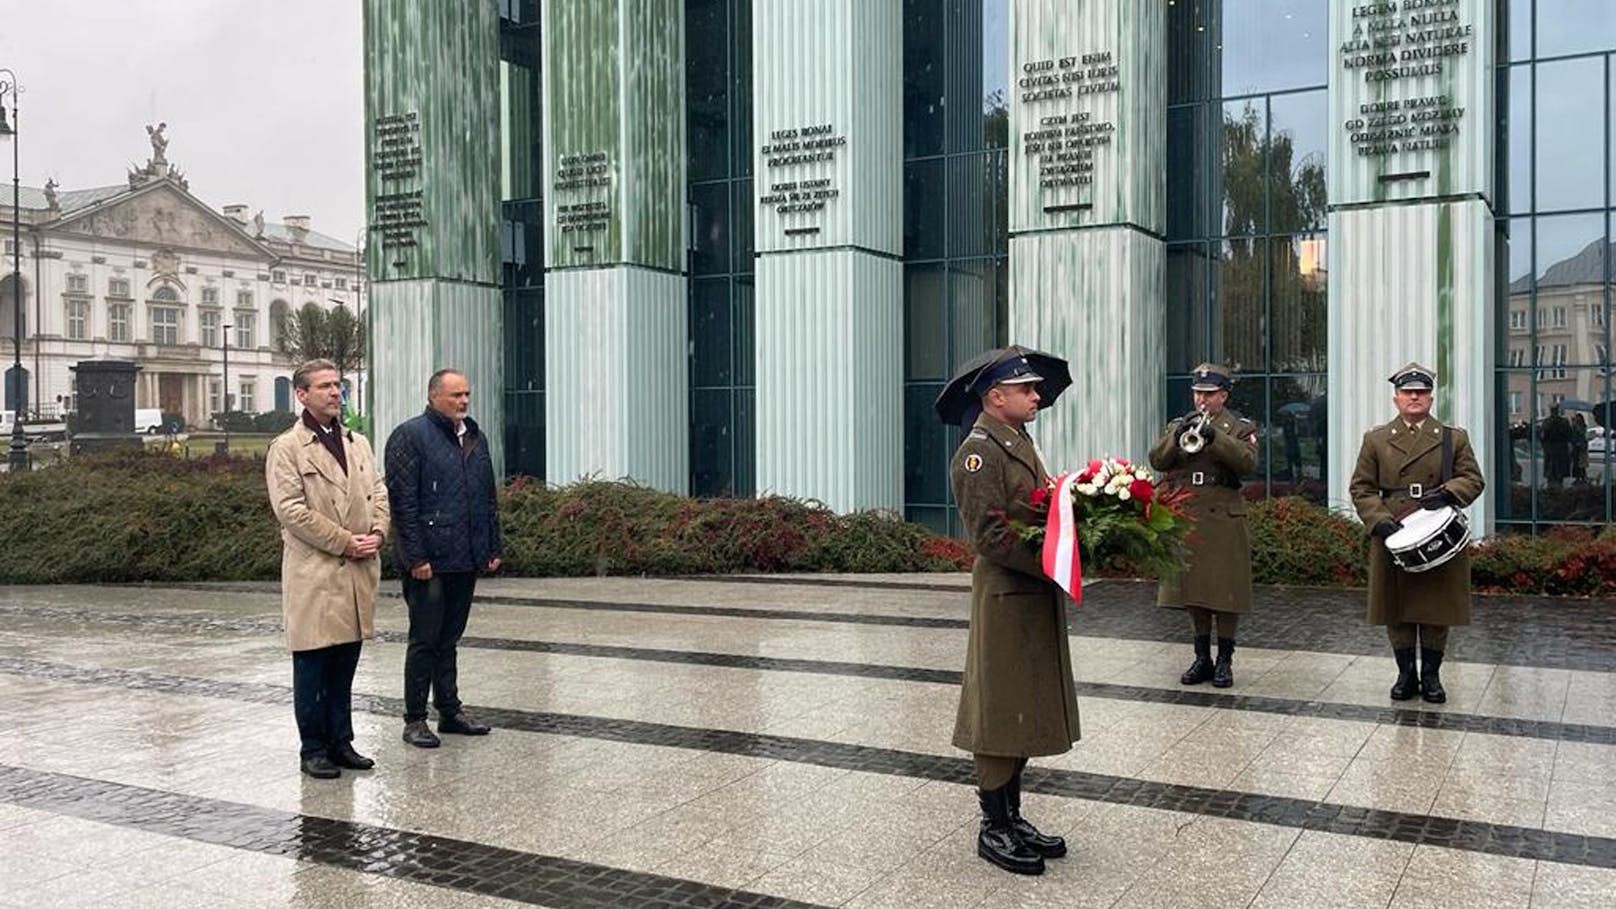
[363, 0, 504, 471]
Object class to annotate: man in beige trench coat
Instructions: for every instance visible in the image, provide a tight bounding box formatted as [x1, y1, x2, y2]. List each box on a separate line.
[1149, 363, 1258, 688]
[1350, 363, 1484, 704]
[949, 350, 1080, 877]
[267, 359, 390, 779]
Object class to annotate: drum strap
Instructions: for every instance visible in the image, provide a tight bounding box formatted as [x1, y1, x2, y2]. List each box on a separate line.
[1440, 426, 1454, 484]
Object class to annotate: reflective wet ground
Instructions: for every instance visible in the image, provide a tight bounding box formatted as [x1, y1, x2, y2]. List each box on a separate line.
[0, 576, 1611, 908]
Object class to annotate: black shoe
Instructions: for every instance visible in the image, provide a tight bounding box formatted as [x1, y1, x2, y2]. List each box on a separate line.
[438, 712, 490, 736]
[1420, 647, 1447, 704]
[329, 744, 374, 770]
[1211, 637, 1235, 688]
[1180, 635, 1214, 685]
[1007, 772, 1066, 858]
[402, 720, 441, 748]
[1390, 647, 1419, 701]
[976, 786, 1044, 875]
[300, 755, 341, 779]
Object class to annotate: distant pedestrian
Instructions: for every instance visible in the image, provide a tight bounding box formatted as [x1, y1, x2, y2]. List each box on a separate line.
[385, 369, 503, 749]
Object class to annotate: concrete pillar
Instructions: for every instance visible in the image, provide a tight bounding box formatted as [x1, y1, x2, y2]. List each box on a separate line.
[1007, 0, 1167, 470]
[363, 0, 504, 472]
[1327, 0, 1494, 531]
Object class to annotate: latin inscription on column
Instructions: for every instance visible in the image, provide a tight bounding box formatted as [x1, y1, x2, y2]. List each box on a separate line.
[1330, 0, 1489, 203]
[1017, 51, 1120, 212]
[371, 111, 428, 270]
[757, 123, 846, 238]
[551, 150, 614, 254]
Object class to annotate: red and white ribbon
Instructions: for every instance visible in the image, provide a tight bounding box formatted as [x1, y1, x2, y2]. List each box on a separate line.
[1041, 472, 1082, 603]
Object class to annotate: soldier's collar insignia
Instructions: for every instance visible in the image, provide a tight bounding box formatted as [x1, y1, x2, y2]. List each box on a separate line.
[963, 453, 984, 473]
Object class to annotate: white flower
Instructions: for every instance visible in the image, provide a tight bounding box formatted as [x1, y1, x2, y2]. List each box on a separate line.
[1076, 483, 1097, 496]
[1117, 488, 1131, 501]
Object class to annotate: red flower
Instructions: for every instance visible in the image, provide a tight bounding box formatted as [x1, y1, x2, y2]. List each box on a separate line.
[1029, 485, 1050, 507]
[1116, 458, 1130, 467]
[1128, 479, 1155, 503]
[1087, 458, 1104, 474]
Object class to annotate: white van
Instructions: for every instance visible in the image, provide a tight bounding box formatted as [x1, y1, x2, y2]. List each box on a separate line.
[135, 408, 164, 434]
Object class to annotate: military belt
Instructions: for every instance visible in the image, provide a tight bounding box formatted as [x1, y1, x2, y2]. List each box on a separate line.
[1379, 484, 1425, 499]
[1170, 469, 1240, 489]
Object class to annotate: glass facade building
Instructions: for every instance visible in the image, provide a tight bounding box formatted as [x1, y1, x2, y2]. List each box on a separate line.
[364, 0, 1616, 535]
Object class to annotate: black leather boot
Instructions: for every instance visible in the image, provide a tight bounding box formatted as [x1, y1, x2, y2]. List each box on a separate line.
[402, 720, 441, 748]
[330, 743, 375, 770]
[299, 754, 341, 779]
[1420, 648, 1447, 704]
[1180, 635, 1214, 685]
[1212, 637, 1235, 688]
[1006, 772, 1066, 858]
[976, 786, 1044, 875]
[1390, 648, 1419, 701]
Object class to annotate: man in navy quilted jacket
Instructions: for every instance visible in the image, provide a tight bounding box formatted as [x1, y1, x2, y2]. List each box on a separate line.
[385, 368, 503, 748]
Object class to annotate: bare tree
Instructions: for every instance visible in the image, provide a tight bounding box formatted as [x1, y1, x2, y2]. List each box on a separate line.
[278, 301, 365, 387]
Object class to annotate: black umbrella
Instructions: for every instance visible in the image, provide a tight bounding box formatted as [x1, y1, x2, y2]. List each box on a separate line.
[934, 345, 1073, 426]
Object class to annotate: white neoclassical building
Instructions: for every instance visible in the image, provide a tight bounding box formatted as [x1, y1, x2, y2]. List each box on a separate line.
[0, 128, 362, 427]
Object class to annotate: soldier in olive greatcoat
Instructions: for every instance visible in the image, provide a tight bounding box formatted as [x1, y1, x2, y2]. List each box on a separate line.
[950, 350, 1081, 877]
[1149, 363, 1258, 687]
[1350, 363, 1485, 703]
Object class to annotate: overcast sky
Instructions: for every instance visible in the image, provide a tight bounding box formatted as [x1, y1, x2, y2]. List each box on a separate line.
[0, 0, 363, 242]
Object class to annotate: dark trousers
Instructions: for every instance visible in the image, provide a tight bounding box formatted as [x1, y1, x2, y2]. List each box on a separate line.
[402, 572, 478, 722]
[291, 641, 363, 759]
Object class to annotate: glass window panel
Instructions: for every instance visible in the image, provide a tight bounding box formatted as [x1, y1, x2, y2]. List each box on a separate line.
[733, 275, 755, 386]
[689, 277, 732, 388]
[1164, 377, 1194, 429]
[1270, 233, 1328, 373]
[1214, 237, 1265, 372]
[988, 151, 1010, 255]
[904, 382, 951, 506]
[947, 154, 990, 258]
[1167, 105, 1211, 241]
[905, 505, 952, 536]
[734, 386, 755, 497]
[982, 0, 1009, 149]
[1218, 0, 1328, 96]
[1537, 0, 1616, 58]
[499, 60, 541, 200]
[732, 0, 754, 178]
[690, 387, 736, 498]
[1167, 243, 1210, 372]
[949, 260, 1000, 371]
[1537, 370, 1604, 521]
[1496, 370, 1535, 522]
[732, 179, 754, 273]
[686, 0, 730, 181]
[690, 182, 730, 276]
[905, 264, 948, 381]
[904, 0, 947, 158]
[1534, 214, 1604, 369]
[502, 389, 545, 479]
[1501, 217, 1532, 367]
[1535, 57, 1604, 213]
[1267, 90, 1328, 235]
[1268, 375, 1327, 504]
[1219, 99, 1265, 237]
[1167, 0, 1210, 103]
[502, 288, 544, 393]
[1509, 0, 1532, 61]
[946, 0, 986, 153]
[905, 158, 947, 259]
[1505, 65, 1531, 216]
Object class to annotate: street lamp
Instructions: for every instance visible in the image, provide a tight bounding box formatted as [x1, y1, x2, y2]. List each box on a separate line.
[0, 68, 24, 472]
[221, 323, 232, 453]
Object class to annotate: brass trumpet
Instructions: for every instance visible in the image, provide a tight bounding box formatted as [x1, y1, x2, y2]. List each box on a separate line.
[1179, 408, 1210, 453]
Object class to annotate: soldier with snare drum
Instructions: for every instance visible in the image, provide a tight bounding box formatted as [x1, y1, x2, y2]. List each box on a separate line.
[1349, 363, 1485, 704]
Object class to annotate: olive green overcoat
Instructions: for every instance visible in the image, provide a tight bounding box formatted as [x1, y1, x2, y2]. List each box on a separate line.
[950, 413, 1081, 758]
[1350, 417, 1485, 626]
[1148, 408, 1258, 614]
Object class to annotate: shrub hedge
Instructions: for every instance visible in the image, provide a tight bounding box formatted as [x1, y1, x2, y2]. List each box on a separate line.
[0, 452, 1610, 596]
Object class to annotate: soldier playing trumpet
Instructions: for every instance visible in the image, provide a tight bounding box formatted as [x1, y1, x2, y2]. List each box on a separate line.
[1149, 364, 1259, 687]
[1350, 363, 1484, 703]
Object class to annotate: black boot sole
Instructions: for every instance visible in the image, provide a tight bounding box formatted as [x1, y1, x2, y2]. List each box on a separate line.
[977, 841, 1044, 875]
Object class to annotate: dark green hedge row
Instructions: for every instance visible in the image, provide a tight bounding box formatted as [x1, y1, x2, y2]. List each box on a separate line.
[1, 452, 1610, 597]
[0, 452, 972, 584]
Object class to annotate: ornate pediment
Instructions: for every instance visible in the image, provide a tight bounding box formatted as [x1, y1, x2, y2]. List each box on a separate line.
[52, 182, 270, 260]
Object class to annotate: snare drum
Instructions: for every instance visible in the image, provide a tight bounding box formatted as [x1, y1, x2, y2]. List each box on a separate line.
[1383, 505, 1471, 573]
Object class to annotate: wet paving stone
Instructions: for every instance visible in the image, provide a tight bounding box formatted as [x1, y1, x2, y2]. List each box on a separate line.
[0, 654, 1612, 870]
